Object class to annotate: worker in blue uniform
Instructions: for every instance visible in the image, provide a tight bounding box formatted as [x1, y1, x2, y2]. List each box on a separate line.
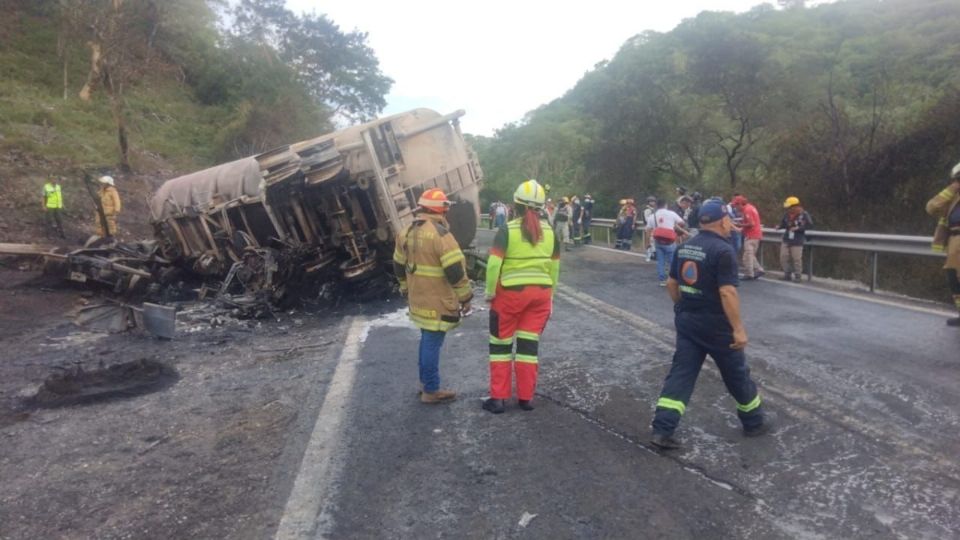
[650, 198, 773, 449]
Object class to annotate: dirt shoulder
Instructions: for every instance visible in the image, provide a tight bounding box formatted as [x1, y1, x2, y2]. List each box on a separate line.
[0, 270, 355, 539]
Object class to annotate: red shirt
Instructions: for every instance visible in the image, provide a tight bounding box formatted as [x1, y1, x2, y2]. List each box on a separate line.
[741, 203, 763, 240]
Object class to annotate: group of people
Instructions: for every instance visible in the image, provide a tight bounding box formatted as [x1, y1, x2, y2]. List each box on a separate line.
[624, 189, 813, 286]
[392, 179, 773, 450]
[545, 193, 594, 250]
[40, 174, 122, 240]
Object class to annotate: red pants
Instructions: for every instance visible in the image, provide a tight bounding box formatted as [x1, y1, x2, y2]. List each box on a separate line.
[488, 284, 553, 400]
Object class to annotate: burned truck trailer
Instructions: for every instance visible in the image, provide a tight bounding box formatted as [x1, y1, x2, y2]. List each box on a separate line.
[149, 108, 482, 300]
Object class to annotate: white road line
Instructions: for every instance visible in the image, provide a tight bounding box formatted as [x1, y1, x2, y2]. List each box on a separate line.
[274, 317, 366, 540]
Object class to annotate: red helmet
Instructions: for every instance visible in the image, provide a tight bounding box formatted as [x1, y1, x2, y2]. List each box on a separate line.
[418, 188, 450, 213]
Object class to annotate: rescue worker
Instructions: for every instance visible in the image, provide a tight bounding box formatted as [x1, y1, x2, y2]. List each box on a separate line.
[554, 196, 571, 250]
[96, 175, 121, 238]
[650, 198, 771, 449]
[483, 179, 560, 414]
[392, 188, 473, 403]
[581, 194, 594, 244]
[926, 162, 960, 326]
[731, 195, 765, 280]
[615, 199, 628, 249]
[777, 196, 813, 281]
[42, 176, 66, 239]
[616, 199, 637, 250]
[570, 195, 583, 247]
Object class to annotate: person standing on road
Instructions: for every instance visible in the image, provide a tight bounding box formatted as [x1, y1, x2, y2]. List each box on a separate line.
[926, 162, 960, 326]
[392, 188, 473, 404]
[732, 195, 765, 280]
[96, 175, 121, 238]
[643, 196, 658, 261]
[777, 196, 813, 281]
[554, 197, 572, 250]
[571, 195, 583, 247]
[42, 176, 66, 239]
[646, 199, 686, 287]
[616, 199, 638, 250]
[494, 200, 508, 229]
[483, 179, 560, 414]
[649, 198, 771, 449]
[581, 194, 594, 245]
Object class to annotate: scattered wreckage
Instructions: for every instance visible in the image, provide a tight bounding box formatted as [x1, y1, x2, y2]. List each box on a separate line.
[1, 108, 484, 335]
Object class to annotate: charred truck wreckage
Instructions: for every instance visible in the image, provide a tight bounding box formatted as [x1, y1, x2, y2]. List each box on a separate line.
[10, 109, 483, 314]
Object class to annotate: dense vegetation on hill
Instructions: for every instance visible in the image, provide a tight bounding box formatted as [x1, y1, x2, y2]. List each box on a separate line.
[473, 0, 960, 234]
[0, 0, 391, 173]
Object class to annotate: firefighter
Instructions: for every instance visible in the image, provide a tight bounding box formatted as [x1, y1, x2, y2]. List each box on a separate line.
[581, 194, 594, 244]
[96, 175, 121, 237]
[926, 162, 960, 326]
[42, 176, 66, 239]
[392, 188, 473, 404]
[483, 179, 561, 414]
[616, 199, 637, 250]
[650, 198, 772, 449]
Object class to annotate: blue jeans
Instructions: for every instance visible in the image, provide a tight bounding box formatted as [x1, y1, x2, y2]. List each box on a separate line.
[652, 311, 764, 436]
[655, 242, 677, 282]
[419, 330, 446, 392]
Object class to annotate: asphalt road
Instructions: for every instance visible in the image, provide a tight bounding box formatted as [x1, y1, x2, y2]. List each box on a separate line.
[308, 231, 960, 539]
[3, 231, 959, 539]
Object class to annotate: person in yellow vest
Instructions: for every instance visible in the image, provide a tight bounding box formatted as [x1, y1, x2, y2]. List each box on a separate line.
[926, 161, 960, 326]
[392, 188, 473, 404]
[42, 176, 65, 239]
[483, 179, 561, 414]
[97, 175, 121, 237]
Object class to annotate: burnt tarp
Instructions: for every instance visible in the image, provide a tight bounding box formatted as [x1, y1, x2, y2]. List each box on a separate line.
[150, 157, 263, 221]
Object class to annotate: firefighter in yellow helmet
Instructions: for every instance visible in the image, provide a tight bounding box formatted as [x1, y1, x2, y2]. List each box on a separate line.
[483, 179, 561, 413]
[777, 196, 813, 281]
[926, 161, 960, 326]
[392, 188, 473, 404]
[96, 175, 121, 237]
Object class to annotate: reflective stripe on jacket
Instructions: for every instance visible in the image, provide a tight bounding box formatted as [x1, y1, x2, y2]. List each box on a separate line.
[485, 218, 560, 297]
[43, 183, 63, 209]
[393, 213, 472, 331]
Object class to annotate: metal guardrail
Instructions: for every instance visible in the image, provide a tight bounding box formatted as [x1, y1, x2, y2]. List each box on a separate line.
[483, 215, 943, 293]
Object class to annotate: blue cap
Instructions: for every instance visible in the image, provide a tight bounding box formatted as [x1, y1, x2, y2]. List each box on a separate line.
[699, 198, 729, 224]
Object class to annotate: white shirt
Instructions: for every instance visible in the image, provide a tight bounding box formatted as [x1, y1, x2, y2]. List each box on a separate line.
[646, 209, 685, 231]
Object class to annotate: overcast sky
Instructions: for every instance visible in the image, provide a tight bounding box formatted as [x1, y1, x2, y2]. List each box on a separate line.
[286, 1, 787, 136]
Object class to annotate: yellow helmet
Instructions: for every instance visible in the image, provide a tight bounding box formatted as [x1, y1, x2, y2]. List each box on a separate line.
[561, 196, 570, 203]
[514, 179, 546, 209]
[783, 196, 800, 208]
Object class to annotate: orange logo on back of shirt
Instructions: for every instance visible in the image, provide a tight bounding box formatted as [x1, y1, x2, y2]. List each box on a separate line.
[681, 260, 698, 285]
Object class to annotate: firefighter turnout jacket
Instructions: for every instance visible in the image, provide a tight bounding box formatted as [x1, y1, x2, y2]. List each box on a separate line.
[393, 213, 473, 331]
[927, 183, 960, 270]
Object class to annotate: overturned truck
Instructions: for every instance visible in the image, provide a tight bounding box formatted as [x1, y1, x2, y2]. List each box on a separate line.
[149, 109, 482, 302]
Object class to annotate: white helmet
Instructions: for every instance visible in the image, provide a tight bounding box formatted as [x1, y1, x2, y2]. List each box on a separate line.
[952, 161, 960, 179]
[98, 175, 115, 186]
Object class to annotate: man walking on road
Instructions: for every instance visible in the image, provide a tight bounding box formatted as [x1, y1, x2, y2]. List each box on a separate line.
[392, 188, 473, 404]
[483, 179, 560, 414]
[777, 196, 813, 281]
[732, 195, 765, 280]
[650, 198, 770, 449]
[926, 162, 960, 326]
[42, 176, 66, 239]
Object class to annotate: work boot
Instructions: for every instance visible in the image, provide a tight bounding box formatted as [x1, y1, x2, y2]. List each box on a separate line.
[482, 398, 505, 414]
[947, 316, 960, 327]
[743, 412, 778, 437]
[420, 389, 456, 404]
[780, 273, 793, 281]
[650, 432, 682, 450]
[794, 273, 803, 282]
[518, 399, 535, 411]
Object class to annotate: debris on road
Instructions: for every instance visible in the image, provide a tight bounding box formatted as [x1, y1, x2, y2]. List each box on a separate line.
[518, 512, 538, 528]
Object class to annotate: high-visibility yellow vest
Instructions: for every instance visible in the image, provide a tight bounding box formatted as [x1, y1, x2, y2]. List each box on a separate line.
[43, 183, 63, 209]
[499, 221, 556, 287]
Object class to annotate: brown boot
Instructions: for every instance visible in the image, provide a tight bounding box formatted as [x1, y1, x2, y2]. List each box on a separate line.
[420, 389, 456, 404]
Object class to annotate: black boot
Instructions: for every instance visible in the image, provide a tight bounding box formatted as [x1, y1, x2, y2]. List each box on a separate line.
[518, 399, 535, 411]
[482, 398, 505, 414]
[650, 433, 682, 450]
[947, 316, 960, 327]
